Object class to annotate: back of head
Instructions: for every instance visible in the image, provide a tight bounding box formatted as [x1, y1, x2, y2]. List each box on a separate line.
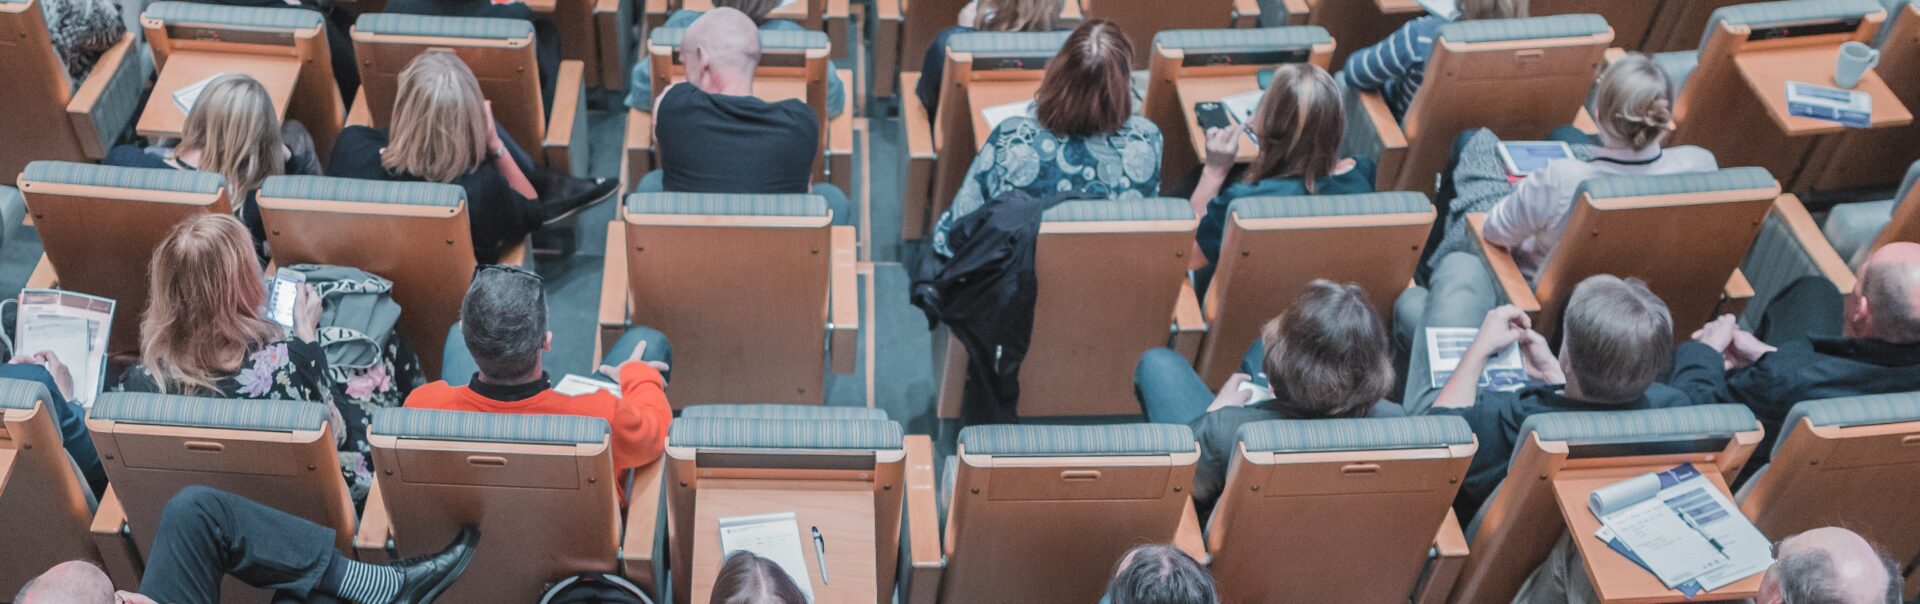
[1593, 53, 1675, 150]
[1105, 544, 1220, 604]
[1034, 20, 1134, 138]
[1765, 527, 1902, 604]
[1262, 280, 1394, 418]
[977, 0, 1060, 32]
[1856, 242, 1920, 344]
[1245, 63, 1344, 190]
[180, 75, 283, 197]
[15, 561, 115, 604]
[1560, 275, 1672, 404]
[711, 551, 808, 604]
[461, 266, 548, 383]
[683, 8, 764, 89]
[385, 51, 490, 184]
[142, 213, 279, 394]
[1457, 0, 1528, 19]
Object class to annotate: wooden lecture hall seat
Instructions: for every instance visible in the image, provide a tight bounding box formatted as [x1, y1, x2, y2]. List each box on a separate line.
[0, 0, 144, 186]
[1080, 0, 1238, 68]
[1820, 160, 1920, 267]
[1141, 26, 1336, 185]
[141, 1, 348, 159]
[0, 379, 102, 597]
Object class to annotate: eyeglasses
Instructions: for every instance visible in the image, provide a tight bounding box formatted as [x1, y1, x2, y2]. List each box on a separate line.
[475, 264, 542, 283]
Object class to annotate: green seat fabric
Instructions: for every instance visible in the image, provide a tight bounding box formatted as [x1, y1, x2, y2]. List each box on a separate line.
[143, 1, 323, 30]
[625, 192, 829, 217]
[22, 161, 223, 195]
[354, 13, 534, 39]
[1774, 392, 1920, 457]
[947, 31, 1073, 56]
[1237, 416, 1474, 454]
[91, 393, 329, 432]
[261, 175, 466, 207]
[959, 423, 1196, 457]
[680, 404, 889, 421]
[1437, 14, 1609, 45]
[649, 27, 828, 51]
[372, 407, 611, 445]
[668, 418, 905, 450]
[1152, 27, 1332, 52]
[1519, 404, 1758, 456]
[1041, 198, 1192, 223]
[1572, 167, 1775, 202]
[1230, 191, 1431, 220]
[0, 377, 54, 410]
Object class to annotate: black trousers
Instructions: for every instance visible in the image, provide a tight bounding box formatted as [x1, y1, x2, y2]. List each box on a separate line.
[1757, 275, 1846, 346]
[139, 487, 346, 604]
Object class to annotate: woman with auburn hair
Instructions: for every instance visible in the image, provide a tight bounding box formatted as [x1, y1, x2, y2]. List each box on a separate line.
[106, 74, 321, 261]
[930, 19, 1163, 257]
[915, 0, 1065, 118]
[1187, 63, 1374, 291]
[329, 52, 611, 263]
[115, 214, 361, 499]
[1342, 0, 1530, 121]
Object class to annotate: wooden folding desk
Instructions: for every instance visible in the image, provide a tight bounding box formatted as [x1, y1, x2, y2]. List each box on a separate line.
[137, 51, 298, 139]
[1735, 45, 1914, 137]
[690, 480, 879, 604]
[1552, 463, 1764, 604]
[1176, 75, 1264, 164]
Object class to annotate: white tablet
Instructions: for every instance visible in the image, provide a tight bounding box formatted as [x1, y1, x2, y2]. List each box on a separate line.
[1496, 141, 1575, 177]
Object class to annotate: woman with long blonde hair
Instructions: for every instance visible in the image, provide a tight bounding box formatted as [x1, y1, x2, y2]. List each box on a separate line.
[106, 75, 320, 260]
[916, 0, 1065, 118]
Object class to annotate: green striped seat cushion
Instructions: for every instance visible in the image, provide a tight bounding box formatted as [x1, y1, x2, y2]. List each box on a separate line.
[1238, 416, 1474, 454]
[143, 1, 323, 30]
[354, 13, 533, 39]
[959, 424, 1196, 457]
[1652, 50, 1701, 89]
[1740, 206, 1827, 328]
[1153, 27, 1332, 52]
[1041, 197, 1192, 223]
[261, 175, 465, 207]
[1775, 392, 1920, 457]
[91, 393, 329, 432]
[1573, 167, 1775, 202]
[1519, 405, 1757, 453]
[669, 418, 905, 450]
[372, 408, 610, 445]
[1705, 0, 1884, 47]
[648, 27, 828, 51]
[680, 404, 889, 421]
[0, 378, 53, 410]
[1230, 191, 1431, 220]
[1438, 14, 1609, 44]
[625, 192, 829, 217]
[23, 161, 222, 195]
[947, 31, 1073, 55]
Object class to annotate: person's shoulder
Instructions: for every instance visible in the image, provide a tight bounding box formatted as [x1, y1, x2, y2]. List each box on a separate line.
[1663, 145, 1718, 169]
[1367, 400, 1408, 417]
[1640, 382, 1694, 408]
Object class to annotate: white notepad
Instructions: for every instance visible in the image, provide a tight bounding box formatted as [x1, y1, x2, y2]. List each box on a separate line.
[718, 512, 815, 601]
[172, 73, 227, 115]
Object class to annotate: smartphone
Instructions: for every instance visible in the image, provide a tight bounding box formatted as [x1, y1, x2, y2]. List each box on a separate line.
[1194, 102, 1234, 130]
[267, 269, 305, 330]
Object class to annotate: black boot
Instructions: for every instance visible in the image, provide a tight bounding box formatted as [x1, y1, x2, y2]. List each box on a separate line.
[390, 526, 480, 603]
[531, 168, 617, 225]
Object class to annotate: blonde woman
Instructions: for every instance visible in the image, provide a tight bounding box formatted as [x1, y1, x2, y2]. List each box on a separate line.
[916, 0, 1065, 118]
[623, 0, 849, 118]
[329, 52, 610, 263]
[106, 75, 320, 260]
[1342, 0, 1530, 121]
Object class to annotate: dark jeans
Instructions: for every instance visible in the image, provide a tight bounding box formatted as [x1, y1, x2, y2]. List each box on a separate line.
[1756, 275, 1845, 346]
[1132, 343, 1265, 425]
[139, 487, 346, 604]
[440, 324, 671, 387]
[635, 170, 856, 227]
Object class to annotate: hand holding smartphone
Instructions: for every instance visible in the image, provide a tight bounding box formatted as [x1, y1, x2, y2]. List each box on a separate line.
[267, 269, 305, 330]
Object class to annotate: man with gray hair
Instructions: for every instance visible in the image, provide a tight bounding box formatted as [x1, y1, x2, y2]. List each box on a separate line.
[404, 265, 674, 507]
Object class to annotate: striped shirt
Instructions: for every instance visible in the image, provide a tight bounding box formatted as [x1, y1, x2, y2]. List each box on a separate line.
[1341, 15, 1447, 121]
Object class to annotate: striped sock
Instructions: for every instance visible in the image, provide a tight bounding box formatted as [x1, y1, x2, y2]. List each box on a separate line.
[321, 554, 402, 604]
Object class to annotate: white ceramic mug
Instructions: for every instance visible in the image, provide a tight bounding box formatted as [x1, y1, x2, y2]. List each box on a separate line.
[1835, 41, 1881, 89]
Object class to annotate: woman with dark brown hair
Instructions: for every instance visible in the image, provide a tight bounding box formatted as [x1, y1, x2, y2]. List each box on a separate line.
[710, 551, 807, 604]
[930, 19, 1163, 257]
[1187, 63, 1374, 290]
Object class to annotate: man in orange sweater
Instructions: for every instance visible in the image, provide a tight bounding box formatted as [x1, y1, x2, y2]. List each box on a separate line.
[405, 265, 673, 506]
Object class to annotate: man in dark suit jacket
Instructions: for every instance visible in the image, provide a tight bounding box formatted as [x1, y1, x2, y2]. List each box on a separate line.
[1671, 242, 1920, 471]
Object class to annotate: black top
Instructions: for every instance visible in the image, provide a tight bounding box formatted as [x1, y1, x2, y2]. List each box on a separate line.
[326, 126, 541, 263]
[467, 372, 553, 402]
[654, 84, 818, 194]
[1189, 398, 1406, 518]
[1428, 381, 1693, 521]
[103, 144, 319, 262]
[1671, 337, 1920, 469]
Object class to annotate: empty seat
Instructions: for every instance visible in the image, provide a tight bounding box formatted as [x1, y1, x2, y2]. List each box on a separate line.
[1466, 168, 1780, 342]
[0, 0, 145, 185]
[1208, 416, 1476, 603]
[1802, 0, 1920, 192]
[141, 1, 347, 159]
[1820, 159, 1920, 265]
[663, 416, 918, 604]
[0, 378, 102, 596]
[86, 394, 355, 597]
[935, 198, 1201, 419]
[257, 175, 524, 381]
[597, 193, 857, 407]
[1448, 405, 1763, 603]
[915, 31, 1071, 239]
[356, 407, 654, 601]
[903, 423, 1202, 603]
[1081, 0, 1238, 68]
[17, 161, 230, 354]
[1141, 27, 1336, 185]
[350, 14, 588, 173]
[1192, 192, 1432, 388]
[1343, 14, 1613, 195]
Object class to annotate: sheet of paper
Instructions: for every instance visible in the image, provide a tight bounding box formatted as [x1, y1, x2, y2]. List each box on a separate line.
[1603, 497, 1728, 588]
[554, 374, 620, 396]
[1425, 327, 1526, 392]
[172, 73, 226, 115]
[17, 289, 115, 407]
[718, 512, 815, 602]
[1656, 466, 1773, 590]
[16, 316, 90, 394]
[980, 99, 1035, 130]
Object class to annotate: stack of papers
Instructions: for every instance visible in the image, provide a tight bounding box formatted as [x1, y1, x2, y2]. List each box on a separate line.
[718, 512, 815, 602]
[554, 374, 620, 396]
[1786, 81, 1872, 128]
[1589, 465, 1773, 596]
[1425, 327, 1526, 392]
[15, 290, 116, 407]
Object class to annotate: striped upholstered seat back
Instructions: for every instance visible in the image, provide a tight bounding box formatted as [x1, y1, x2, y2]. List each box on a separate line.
[86, 392, 355, 574]
[0, 0, 143, 185]
[940, 424, 1198, 603]
[257, 175, 474, 381]
[0, 377, 101, 596]
[366, 407, 620, 603]
[1742, 392, 1920, 569]
[350, 14, 547, 154]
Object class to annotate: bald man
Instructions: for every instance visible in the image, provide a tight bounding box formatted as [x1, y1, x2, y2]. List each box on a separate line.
[1672, 241, 1920, 470]
[1520, 526, 1902, 603]
[645, 8, 853, 225]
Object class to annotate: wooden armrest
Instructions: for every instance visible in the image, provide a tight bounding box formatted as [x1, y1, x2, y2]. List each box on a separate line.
[1772, 194, 1858, 294]
[354, 480, 395, 562]
[1347, 88, 1408, 192]
[902, 435, 944, 604]
[1171, 280, 1206, 362]
[90, 486, 142, 590]
[1465, 213, 1541, 313]
[1173, 497, 1210, 565]
[597, 221, 630, 367]
[594, 0, 628, 92]
[1414, 510, 1470, 604]
[27, 254, 57, 290]
[901, 73, 936, 160]
[346, 86, 373, 128]
[828, 225, 859, 374]
[66, 33, 139, 160]
[543, 60, 589, 175]
[623, 109, 655, 194]
[620, 459, 667, 592]
[525, 0, 555, 13]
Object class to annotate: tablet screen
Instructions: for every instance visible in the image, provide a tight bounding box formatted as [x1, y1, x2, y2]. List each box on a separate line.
[1499, 141, 1574, 176]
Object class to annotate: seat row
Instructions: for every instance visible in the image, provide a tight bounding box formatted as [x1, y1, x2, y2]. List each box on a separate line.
[6, 381, 1918, 602]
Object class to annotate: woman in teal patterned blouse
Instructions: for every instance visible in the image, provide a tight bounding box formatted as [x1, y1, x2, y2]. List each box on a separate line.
[932, 19, 1162, 257]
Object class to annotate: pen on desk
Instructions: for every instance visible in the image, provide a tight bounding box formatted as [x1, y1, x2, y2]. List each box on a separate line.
[812, 526, 830, 584]
[1677, 511, 1728, 557]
